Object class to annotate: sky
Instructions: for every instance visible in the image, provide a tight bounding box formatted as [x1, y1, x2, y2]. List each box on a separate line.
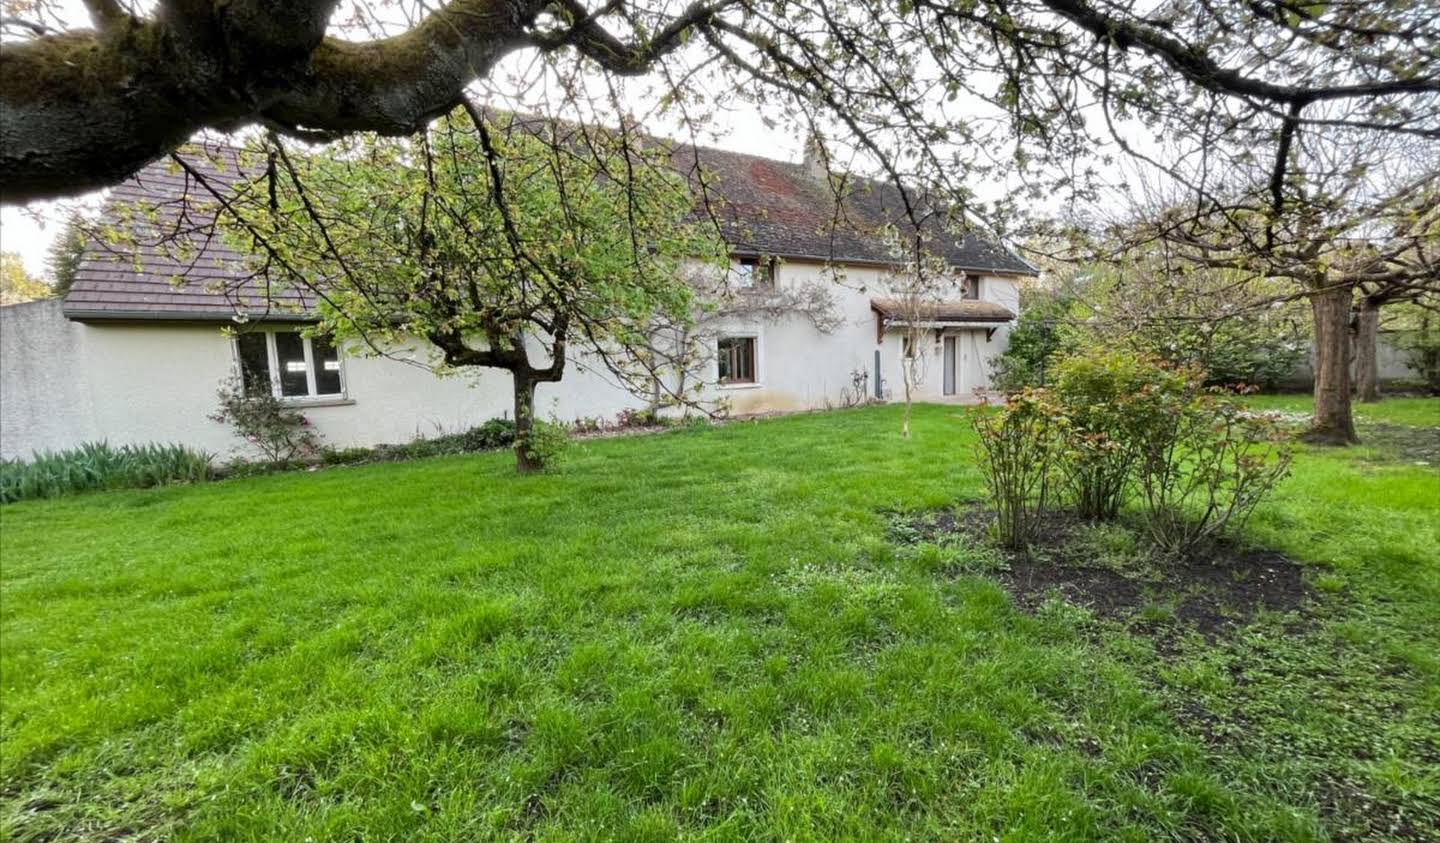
[0, 0, 811, 281]
[0, 0, 1116, 281]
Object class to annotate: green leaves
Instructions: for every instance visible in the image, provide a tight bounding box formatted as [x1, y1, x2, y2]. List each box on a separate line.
[220, 109, 723, 379]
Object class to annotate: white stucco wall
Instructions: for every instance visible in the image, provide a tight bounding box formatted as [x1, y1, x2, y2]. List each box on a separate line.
[0, 309, 645, 460]
[0, 300, 103, 457]
[1, 265, 1021, 460]
[874, 275, 1018, 403]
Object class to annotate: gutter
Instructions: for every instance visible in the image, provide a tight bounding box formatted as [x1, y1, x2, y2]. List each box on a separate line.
[63, 308, 317, 325]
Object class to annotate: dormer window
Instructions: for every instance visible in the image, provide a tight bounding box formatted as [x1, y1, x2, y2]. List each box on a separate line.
[734, 256, 775, 292]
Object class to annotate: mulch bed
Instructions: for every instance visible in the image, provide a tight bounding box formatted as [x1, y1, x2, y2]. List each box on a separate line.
[893, 504, 1312, 638]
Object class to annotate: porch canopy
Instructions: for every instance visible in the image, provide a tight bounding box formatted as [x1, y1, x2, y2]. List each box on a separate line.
[869, 297, 1015, 342]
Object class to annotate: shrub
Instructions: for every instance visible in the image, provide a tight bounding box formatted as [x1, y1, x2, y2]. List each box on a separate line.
[319, 446, 372, 466]
[616, 407, 665, 429]
[990, 292, 1073, 392]
[971, 391, 1064, 549]
[1133, 395, 1293, 555]
[1, 442, 213, 503]
[969, 349, 1292, 558]
[1051, 351, 1193, 520]
[1390, 311, 1440, 394]
[1189, 332, 1305, 391]
[522, 420, 571, 469]
[463, 418, 516, 450]
[211, 377, 322, 463]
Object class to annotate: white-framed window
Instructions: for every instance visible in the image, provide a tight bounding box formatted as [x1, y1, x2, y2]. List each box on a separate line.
[234, 330, 345, 400]
[717, 334, 759, 386]
[733, 256, 776, 292]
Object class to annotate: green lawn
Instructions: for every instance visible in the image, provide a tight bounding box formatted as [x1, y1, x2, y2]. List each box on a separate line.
[2, 400, 1437, 841]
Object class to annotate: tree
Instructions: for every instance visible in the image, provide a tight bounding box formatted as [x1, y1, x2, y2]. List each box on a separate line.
[1106, 125, 1439, 444]
[1065, 255, 1309, 392]
[1, 1, 1432, 206]
[1351, 232, 1440, 402]
[5, 0, 1433, 445]
[45, 211, 89, 298]
[0, 252, 53, 304]
[209, 107, 725, 472]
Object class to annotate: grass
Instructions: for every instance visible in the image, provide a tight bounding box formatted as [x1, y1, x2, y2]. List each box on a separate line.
[1, 399, 1436, 841]
[1245, 392, 1440, 429]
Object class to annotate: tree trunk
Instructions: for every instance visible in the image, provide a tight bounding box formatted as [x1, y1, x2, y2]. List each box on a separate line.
[1354, 296, 1381, 403]
[901, 356, 915, 439]
[513, 375, 543, 474]
[1305, 283, 1359, 445]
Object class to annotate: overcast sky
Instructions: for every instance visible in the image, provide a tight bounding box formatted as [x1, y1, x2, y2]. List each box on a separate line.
[0, 0, 1103, 280]
[0, 0, 827, 280]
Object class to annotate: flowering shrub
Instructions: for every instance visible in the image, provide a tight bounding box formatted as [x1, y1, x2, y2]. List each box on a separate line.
[211, 377, 322, 463]
[1133, 395, 1293, 555]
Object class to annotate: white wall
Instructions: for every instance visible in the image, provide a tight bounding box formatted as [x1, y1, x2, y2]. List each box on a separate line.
[1, 267, 1019, 460]
[1, 300, 102, 457]
[0, 307, 644, 460]
[697, 261, 889, 414]
[874, 275, 1017, 403]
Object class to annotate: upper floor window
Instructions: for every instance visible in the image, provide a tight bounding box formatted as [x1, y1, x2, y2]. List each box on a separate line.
[734, 257, 775, 292]
[961, 275, 981, 300]
[235, 330, 344, 399]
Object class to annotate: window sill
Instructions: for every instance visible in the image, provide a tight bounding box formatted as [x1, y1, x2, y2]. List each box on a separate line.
[718, 382, 763, 391]
[280, 397, 356, 409]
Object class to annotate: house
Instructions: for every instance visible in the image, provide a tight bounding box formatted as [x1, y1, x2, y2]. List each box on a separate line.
[0, 138, 1036, 460]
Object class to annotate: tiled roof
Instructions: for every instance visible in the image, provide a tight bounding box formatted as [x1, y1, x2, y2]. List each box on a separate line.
[64, 141, 318, 321]
[65, 138, 1035, 322]
[673, 145, 1036, 275]
[870, 297, 1016, 323]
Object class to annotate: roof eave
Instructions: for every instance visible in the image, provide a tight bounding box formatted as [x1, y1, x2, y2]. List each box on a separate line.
[63, 306, 318, 324]
[730, 249, 1038, 276]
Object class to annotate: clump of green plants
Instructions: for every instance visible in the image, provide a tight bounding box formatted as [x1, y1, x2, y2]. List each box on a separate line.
[316, 418, 518, 467]
[971, 349, 1292, 556]
[462, 418, 517, 450]
[211, 377, 321, 463]
[1134, 393, 1292, 554]
[989, 290, 1074, 392]
[0, 442, 213, 503]
[971, 390, 1064, 549]
[521, 420, 571, 470]
[1051, 352, 1193, 520]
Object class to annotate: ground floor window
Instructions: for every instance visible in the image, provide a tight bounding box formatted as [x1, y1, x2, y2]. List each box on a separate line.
[717, 336, 757, 384]
[235, 330, 344, 399]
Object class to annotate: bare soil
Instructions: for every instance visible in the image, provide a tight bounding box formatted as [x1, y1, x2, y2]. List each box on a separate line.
[893, 505, 1312, 638]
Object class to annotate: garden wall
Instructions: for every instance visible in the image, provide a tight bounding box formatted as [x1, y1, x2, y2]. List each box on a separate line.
[1283, 332, 1428, 391]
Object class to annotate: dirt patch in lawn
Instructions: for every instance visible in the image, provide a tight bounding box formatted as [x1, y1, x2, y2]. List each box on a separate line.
[1356, 423, 1440, 467]
[891, 505, 1312, 637]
